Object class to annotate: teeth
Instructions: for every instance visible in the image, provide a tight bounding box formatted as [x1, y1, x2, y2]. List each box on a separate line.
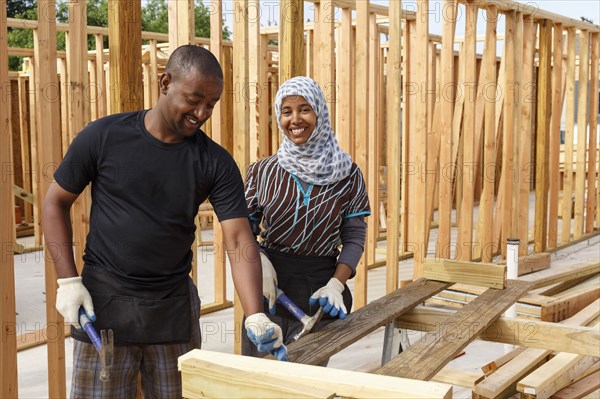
[186, 116, 198, 125]
[291, 128, 305, 134]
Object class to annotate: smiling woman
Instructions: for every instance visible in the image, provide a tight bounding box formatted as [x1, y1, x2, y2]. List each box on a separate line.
[279, 95, 317, 145]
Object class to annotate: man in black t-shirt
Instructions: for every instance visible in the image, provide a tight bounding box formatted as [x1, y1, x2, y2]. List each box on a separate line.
[43, 45, 285, 398]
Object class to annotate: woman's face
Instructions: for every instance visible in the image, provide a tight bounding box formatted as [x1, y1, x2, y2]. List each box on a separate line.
[279, 95, 317, 145]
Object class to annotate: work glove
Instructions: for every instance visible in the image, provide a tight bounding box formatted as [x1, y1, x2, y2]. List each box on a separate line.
[309, 277, 347, 319]
[245, 312, 288, 361]
[260, 251, 278, 315]
[56, 276, 95, 330]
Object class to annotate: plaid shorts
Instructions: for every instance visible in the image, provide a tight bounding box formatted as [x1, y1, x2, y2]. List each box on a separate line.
[70, 279, 201, 399]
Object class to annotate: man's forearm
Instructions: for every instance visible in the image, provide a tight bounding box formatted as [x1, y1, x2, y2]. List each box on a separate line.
[43, 205, 78, 278]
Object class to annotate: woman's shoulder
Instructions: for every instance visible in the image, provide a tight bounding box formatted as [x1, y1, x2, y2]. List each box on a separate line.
[251, 154, 279, 171]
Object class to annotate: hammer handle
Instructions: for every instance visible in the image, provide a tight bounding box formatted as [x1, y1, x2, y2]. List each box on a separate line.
[79, 307, 102, 352]
[277, 292, 308, 322]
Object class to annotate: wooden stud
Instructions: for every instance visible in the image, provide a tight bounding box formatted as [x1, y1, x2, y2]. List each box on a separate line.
[17, 75, 33, 224]
[0, 2, 19, 396]
[562, 28, 577, 244]
[548, 23, 564, 248]
[258, 34, 270, 159]
[457, 1, 477, 261]
[422, 258, 506, 289]
[574, 30, 590, 238]
[279, 0, 304, 81]
[353, 0, 369, 308]
[587, 33, 599, 233]
[385, 0, 401, 293]
[108, 0, 142, 113]
[366, 12, 379, 267]
[313, 0, 335, 123]
[534, 19, 553, 252]
[94, 34, 106, 117]
[402, 20, 416, 254]
[412, 0, 429, 276]
[336, 7, 353, 155]
[517, 14, 534, 255]
[248, 0, 260, 163]
[438, 0, 456, 260]
[478, 5, 497, 262]
[35, 0, 67, 396]
[167, 0, 194, 52]
[148, 39, 158, 107]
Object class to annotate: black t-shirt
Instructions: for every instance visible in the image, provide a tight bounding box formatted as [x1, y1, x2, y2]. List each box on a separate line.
[54, 110, 248, 289]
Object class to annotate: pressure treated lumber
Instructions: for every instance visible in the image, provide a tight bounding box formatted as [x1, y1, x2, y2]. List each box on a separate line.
[178, 350, 453, 399]
[397, 304, 599, 356]
[519, 262, 600, 290]
[423, 258, 507, 289]
[481, 346, 527, 375]
[472, 300, 600, 399]
[552, 370, 600, 399]
[375, 280, 532, 380]
[541, 284, 600, 322]
[283, 279, 450, 365]
[279, 0, 304, 81]
[0, 2, 18, 396]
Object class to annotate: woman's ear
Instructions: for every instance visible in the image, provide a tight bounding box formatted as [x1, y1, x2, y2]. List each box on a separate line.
[159, 73, 171, 94]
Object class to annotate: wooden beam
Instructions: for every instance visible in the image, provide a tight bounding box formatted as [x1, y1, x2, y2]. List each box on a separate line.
[0, 2, 18, 396]
[282, 278, 450, 365]
[397, 302, 600, 356]
[376, 280, 531, 380]
[423, 258, 506, 289]
[167, 0, 193, 52]
[552, 370, 600, 399]
[336, 7, 353, 155]
[574, 30, 590, 239]
[586, 33, 599, 233]
[562, 28, 577, 244]
[108, 0, 142, 113]
[179, 350, 453, 399]
[385, 0, 401, 292]
[279, 0, 304, 81]
[518, 261, 599, 290]
[541, 284, 600, 322]
[517, 252, 551, 276]
[36, 0, 67, 396]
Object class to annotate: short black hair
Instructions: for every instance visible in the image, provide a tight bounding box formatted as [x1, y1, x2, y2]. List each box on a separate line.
[165, 45, 223, 80]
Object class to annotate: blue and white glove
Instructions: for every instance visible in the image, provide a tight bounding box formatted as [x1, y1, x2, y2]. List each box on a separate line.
[309, 277, 347, 319]
[56, 276, 95, 330]
[245, 312, 288, 361]
[260, 252, 278, 315]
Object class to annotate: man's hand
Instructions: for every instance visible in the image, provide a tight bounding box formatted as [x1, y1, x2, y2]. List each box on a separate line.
[309, 277, 347, 319]
[56, 276, 95, 330]
[260, 252, 278, 314]
[245, 313, 288, 361]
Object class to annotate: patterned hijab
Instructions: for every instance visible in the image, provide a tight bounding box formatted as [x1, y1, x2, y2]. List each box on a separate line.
[275, 76, 353, 186]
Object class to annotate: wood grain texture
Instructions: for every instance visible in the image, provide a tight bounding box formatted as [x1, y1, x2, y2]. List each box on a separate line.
[284, 278, 450, 365]
[374, 280, 532, 380]
[423, 258, 507, 288]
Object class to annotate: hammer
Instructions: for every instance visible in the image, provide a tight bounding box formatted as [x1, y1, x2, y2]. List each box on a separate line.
[276, 290, 325, 341]
[78, 308, 114, 382]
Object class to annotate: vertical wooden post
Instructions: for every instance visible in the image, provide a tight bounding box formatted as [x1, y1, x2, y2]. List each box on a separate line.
[386, 0, 401, 293]
[108, 0, 142, 114]
[232, 0, 249, 354]
[68, 0, 90, 274]
[36, 0, 67, 396]
[313, 0, 335, 124]
[149, 39, 159, 107]
[336, 7, 353, 156]
[353, 0, 369, 308]
[478, 5, 497, 262]
[209, 0, 228, 315]
[18, 75, 33, 223]
[517, 15, 535, 256]
[562, 28, 576, 244]
[0, 2, 18, 396]
[574, 30, 589, 239]
[502, 10, 516, 256]
[534, 19, 552, 253]
[279, 0, 304, 81]
[587, 33, 599, 232]
[548, 23, 564, 249]
[258, 34, 270, 159]
[457, 1, 477, 261]
[402, 20, 416, 254]
[412, 0, 429, 276]
[94, 34, 107, 117]
[168, 0, 194, 52]
[438, 0, 456, 260]
[248, 0, 260, 163]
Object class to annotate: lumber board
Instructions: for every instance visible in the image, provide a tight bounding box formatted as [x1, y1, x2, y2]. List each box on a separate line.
[541, 285, 600, 322]
[519, 262, 600, 290]
[283, 279, 450, 365]
[587, 33, 599, 232]
[0, 1, 19, 396]
[431, 366, 485, 389]
[516, 253, 552, 276]
[375, 280, 532, 380]
[472, 300, 600, 399]
[481, 346, 527, 376]
[562, 28, 576, 243]
[397, 305, 599, 356]
[423, 258, 506, 289]
[179, 350, 453, 399]
[552, 370, 600, 399]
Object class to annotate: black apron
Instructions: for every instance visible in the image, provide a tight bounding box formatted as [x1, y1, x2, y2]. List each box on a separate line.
[263, 248, 352, 319]
[71, 266, 191, 345]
